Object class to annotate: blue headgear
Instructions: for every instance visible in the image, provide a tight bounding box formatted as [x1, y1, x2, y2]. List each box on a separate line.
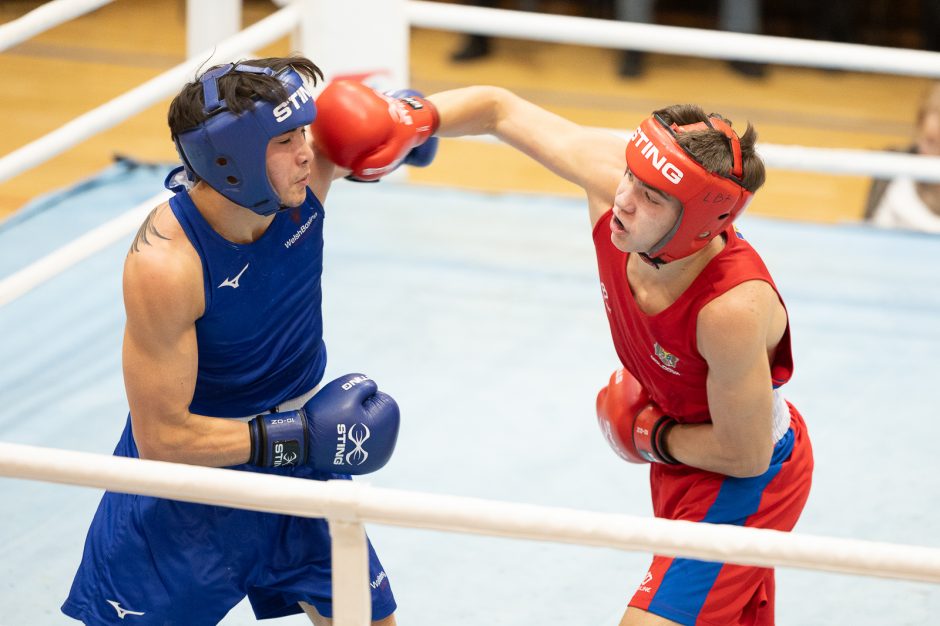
[173, 63, 317, 216]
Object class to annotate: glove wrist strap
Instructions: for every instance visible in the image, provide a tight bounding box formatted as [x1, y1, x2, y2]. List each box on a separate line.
[651, 418, 679, 465]
[248, 410, 308, 467]
[634, 405, 680, 465]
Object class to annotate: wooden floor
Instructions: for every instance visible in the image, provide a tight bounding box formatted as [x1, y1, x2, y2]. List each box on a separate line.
[0, 0, 934, 222]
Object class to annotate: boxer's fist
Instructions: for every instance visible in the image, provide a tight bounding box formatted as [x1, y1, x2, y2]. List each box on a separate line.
[312, 81, 439, 181]
[596, 368, 678, 465]
[303, 374, 400, 473]
[250, 374, 400, 474]
[386, 89, 439, 168]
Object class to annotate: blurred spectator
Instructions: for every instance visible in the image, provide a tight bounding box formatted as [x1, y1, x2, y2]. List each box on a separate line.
[615, 0, 765, 78]
[922, 0, 940, 52]
[450, 1, 538, 62]
[865, 82, 940, 233]
[814, 2, 938, 52]
[814, 4, 859, 44]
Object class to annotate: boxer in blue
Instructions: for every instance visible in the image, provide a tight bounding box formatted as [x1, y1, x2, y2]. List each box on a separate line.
[61, 57, 439, 625]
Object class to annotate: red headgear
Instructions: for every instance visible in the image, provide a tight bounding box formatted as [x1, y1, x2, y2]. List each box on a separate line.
[625, 114, 753, 265]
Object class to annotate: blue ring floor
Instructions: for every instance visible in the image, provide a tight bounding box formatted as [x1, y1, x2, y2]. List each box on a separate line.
[1, 162, 938, 625]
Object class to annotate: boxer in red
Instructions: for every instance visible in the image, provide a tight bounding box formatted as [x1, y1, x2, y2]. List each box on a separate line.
[427, 88, 814, 625]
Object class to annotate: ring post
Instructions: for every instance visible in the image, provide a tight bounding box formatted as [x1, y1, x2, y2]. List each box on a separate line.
[186, 0, 242, 58]
[328, 519, 372, 626]
[294, 0, 408, 89]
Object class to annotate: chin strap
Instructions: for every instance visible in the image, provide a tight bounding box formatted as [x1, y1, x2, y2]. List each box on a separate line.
[637, 252, 665, 269]
[164, 165, 195, 193]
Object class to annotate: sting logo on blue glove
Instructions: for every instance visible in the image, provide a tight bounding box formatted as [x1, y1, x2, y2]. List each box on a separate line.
[336, 423, 371, 466]
[273, 440, 301, 467]
[341, 375, 369, 391]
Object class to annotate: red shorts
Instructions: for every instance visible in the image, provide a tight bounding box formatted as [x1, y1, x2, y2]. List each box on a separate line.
[628, 404, 813, 626]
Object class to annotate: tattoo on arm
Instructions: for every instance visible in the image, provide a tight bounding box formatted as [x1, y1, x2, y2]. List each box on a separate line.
[130, 207, 171, 254]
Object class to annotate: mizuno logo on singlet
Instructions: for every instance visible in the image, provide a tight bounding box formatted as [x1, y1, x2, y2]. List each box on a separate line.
[219, 263, 249, 289]
[106, 600, 145, 619]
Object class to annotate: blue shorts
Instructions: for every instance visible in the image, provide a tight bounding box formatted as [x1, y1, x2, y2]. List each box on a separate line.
[61, 420, 396, 624]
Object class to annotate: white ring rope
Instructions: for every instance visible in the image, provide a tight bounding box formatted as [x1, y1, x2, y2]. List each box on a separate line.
[461, 133, 940, 184]
[0, 190, 170, 308]
[756, 144, 940, 181]
[407, 1, 940, 78]
[0, 0, 115, 52]
[1, 2, 937, 312]
[8, 134, 937, 308]
[0, 1, 302, 185]
[2, 1, 939, 189]
[1, 441, 938, 584]
[6, 143, 939, 309]
[405, 2, 940, 179]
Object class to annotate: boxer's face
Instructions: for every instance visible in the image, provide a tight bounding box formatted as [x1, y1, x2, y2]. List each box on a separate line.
[609, 169, 682, 254]
[266, 126, 313, 208]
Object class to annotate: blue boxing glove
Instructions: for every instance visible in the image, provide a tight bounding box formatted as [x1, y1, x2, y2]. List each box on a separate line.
[248, 374, 400, 474]
[386, 89, 439, 168]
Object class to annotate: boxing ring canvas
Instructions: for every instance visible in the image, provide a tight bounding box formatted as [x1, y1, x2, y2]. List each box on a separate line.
[0, 164, 938, 625]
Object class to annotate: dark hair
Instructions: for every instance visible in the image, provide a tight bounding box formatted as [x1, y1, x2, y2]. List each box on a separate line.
[652, 104, 766, 193]
[167, 55, 323, 137]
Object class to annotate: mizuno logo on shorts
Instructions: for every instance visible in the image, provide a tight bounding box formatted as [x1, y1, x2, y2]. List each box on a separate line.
[106, 600, 145, 619]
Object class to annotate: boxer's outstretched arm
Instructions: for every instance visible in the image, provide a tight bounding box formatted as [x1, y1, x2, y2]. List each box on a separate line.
[429, 86, 626, 223]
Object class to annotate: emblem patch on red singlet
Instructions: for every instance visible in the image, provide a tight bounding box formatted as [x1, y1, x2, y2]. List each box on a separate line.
[652, 342, 680, 375]
[637, 570, 654, 593]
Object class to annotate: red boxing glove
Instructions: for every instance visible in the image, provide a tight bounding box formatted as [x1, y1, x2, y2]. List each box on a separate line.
[596, 368, 679, 465]
[312, 80, 440, 181]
